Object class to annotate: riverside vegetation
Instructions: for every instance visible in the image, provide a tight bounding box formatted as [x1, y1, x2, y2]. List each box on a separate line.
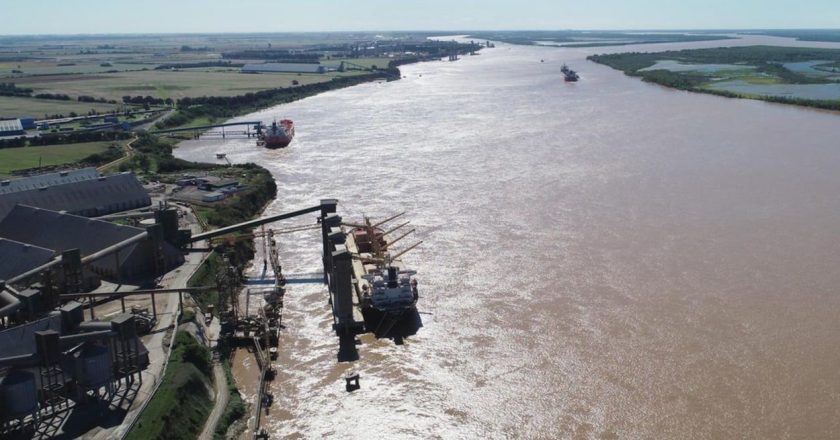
[125, 331, 212, 440]
[156, 70, 398, 130]
[468, 30, 731, 47]
[589, 46, 840, 111]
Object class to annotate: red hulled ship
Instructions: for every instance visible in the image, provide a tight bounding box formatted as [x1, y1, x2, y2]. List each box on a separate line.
[259, 119, 295, 148]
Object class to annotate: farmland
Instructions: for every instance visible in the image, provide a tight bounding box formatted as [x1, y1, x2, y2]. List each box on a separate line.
[0, 95, 119, 119]
[0, 141, 121, 176]
[12, 70, 362, 102]
[0, 33, 477, 131]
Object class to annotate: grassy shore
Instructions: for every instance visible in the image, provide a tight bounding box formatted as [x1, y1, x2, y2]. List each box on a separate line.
[588, 46, 840, 112]
[156, 70, 395, 130]
[214, 353, 247, 439]
[125, 331, 213, 440]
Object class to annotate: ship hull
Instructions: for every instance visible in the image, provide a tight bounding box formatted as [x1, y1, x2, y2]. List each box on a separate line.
[263, 137, 293, 149]
[361, 306, 423, 342]
[260, 119, 295, 149]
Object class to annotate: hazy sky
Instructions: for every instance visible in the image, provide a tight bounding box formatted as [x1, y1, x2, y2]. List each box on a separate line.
[2, 0, 839, 35]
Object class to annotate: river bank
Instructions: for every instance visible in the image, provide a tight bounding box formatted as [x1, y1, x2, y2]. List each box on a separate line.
[156, 71, 398, 130]
[588, 45, 840, 112]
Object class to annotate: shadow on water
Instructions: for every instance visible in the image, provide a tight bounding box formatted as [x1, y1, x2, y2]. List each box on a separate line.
[336, 310, 423, 362]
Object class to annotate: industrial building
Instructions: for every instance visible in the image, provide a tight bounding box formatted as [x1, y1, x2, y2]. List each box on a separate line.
[0, 163, 202, 438]
[201, 191, 226, 202]
[0, 119, 25, 137]
[0, 299, 148, 435]
[197, 177, 239, 191]
[0, 205, 184, 282]
[0, 204, 188, 436]
[0, 171, 151, 221]
[241, 62, 331, 74]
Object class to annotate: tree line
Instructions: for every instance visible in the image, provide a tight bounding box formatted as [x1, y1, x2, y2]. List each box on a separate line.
[0, 130, 133, 150]
[0, 82, 33, 97]
[122, 95, 172, 106]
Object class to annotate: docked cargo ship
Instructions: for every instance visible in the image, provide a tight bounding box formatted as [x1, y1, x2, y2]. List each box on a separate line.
[349, 215, 423, 344]
[360, 264, 420, 342]
[259, 119, 295, 148]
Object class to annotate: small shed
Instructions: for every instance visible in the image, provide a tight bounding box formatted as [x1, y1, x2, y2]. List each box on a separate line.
[198, 179, 239, 191]
[201, 192, 226, 203]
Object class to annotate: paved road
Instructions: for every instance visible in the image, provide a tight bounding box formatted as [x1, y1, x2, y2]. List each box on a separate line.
[199, 363, 230, 440]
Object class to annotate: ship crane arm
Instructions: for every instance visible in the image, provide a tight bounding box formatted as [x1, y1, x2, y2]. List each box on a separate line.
[380, 221, 411, 237]
[391, 241, 423, 260]
[372, 212, 406, 228]
[358, 240, 424, 264]
[381, 229, 415, 250]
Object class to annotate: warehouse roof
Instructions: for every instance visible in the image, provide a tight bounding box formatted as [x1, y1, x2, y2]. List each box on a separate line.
[0, 168, 99, 195]
[0, 205, 184, 282]
[0, 205, 144, 258]
[0, 119, 23, 134]
[0, 238, 56, 280]
[0, 172, 151, 221]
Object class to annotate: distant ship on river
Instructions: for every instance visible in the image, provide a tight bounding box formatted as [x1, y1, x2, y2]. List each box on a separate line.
[259, 119, 295, 148]
[562, 64, 580, 82]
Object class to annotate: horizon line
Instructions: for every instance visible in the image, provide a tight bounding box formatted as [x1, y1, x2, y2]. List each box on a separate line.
[2, 27, 840, 38]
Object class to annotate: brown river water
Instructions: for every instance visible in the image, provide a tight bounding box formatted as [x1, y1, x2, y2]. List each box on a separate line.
[175, 35, 840, 439]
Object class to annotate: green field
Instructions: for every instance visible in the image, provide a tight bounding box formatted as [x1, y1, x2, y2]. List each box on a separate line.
[0, 96, 119, 119]
[0, 61, 153, 77]
[13, 70, 358, 102]
[588, 46, 840, 111]
[0, 141, 116, 175]
[0, 57, 391, 78]
[0, 34, 459, 124]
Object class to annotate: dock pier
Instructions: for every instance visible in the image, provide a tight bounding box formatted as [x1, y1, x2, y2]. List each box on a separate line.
[320, 205, 368, 362]
[150, 121, 263, 140]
